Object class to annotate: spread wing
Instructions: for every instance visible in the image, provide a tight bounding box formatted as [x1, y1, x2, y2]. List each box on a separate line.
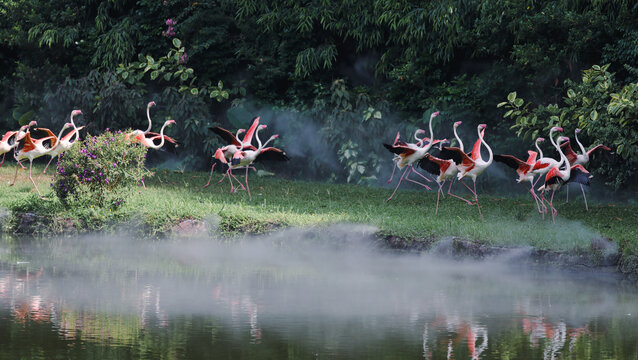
[419, 154, 451, 176]
[494, 154, 530, 173]
[383, 143, 415, 157]
[32, 128, 58, 148]
[560, 140, 578, 165]
[210, 126, 241, 147]
[568, 164, 592, 186]
[255, 147, 289, 162]
[439, 147, 472, 167]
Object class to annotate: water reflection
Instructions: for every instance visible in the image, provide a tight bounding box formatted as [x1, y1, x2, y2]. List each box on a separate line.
[0, 228, 637, 359]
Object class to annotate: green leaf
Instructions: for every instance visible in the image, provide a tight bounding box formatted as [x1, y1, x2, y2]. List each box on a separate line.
[222, 91, 229, 99]
[507, 92, 517, 102]
[172, 38, 182, 48]
[180, 72, 188, 81]
[163, 73, 172, 81]
[210, 90, 219, 98]
[218, 80, 223, 89]
[146, 55, 155, 65]
[17, 110, 35, 126]
[514, 98, 524, 107]
[121, 71, 129, 80]
[567, 89, 576, 98]
[373, 111, 382, 119]
[190, 88, 199, 96]
[590, 109, 598, 121]
[496, 102, 508, 108]
[150, 71, 159, 80]
[504, 110, 513, 117]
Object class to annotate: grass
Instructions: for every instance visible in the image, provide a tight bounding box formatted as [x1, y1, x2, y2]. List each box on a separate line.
[1, 163, 637, 256]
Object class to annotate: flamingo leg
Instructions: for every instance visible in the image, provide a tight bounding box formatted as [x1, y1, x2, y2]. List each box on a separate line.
[10, 160, 21, 186]
[203, 162, 217, 188]
[387, 160, 398, 184]
[549, 189, 557, 224]
[473, 180, 483, 221]
[411, 166, 433, 182]
[580, 184, 588, 211]
[28, 160, 43, 197]
[245, 166, 252, 201]
[0, 153, 5, 167]
[528, 184, 543, 214]
[404, 177, 432, 191]
[435, 181, 442, 215]
[565, 184, 569, 204]
[386, 167, 410, 202]
[43, 156, 55, 174]
[447, 178, 473, 205]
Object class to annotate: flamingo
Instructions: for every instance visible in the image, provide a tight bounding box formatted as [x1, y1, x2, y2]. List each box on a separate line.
[215, 124, 288, 199]
[438, 124, 493, 220]
[10, 123, 71, 197]
[383, 111, 441, 202]
[418, 121, 473, 214]
[126, 102, 178, 147]
[538, 136, 591, 223]
[210, 116, 260, 157]
[42, 110, 85, 174]
[385, 129, 425, 184]
[130, 119, 176, 188]
[494, 146, 541, 211]
[16, 120, 38, 141]
[560, 128, 611, 210]
[0, 124, 32, 167]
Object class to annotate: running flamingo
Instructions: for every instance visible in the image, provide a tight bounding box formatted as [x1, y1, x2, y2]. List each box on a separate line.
[42, 110, 85, 174]
[0, 123, 32, 167]
[560, 128, 611, 210]
[383, 111, 441, 202]
[439, 124, 493, 220]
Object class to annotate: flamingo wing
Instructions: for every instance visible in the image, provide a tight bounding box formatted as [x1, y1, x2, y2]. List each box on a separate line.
[568, 164, 592, 186]
[210, 126, 241, 147]
[544, 167, 564, 187]
[494, 154, 530, 173]
[439, 147, 473, 167]
[418, 154, 450, 176]
[255, 147, 289, 162]
[146, 132, 178, 145]
[241, 117, 260, 146]
[560, 140, 578, 165]
[60, 126, 85, 142]
[31, 128, 58, 148]
[1, 131, 17, 143]
[470, 128, 485, 161]
[526, 150, 538, 165]
[383, 143, 415, 157]
[586, 144, 611, 157]
[18, 132, 36, 152]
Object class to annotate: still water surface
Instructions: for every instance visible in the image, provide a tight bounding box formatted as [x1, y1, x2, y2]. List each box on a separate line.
[1, 227, 637, 359]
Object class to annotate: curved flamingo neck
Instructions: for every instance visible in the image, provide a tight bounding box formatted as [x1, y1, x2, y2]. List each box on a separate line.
[70, 113, 80, 142]
[556, 138, 571, 179]
[535, 139, 544, 159]
[454, 126, 464, 152]
[574, 131, 587, 158]
[478, 127, 493, 165]
[145, 104, 153, 133]
[149, 121, 170, 149]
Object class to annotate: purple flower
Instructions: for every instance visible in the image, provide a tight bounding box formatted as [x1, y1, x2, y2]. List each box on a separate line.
[179, 53, 188, 64]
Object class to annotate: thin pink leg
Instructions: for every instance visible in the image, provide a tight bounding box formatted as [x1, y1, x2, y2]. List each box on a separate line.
[447, 178, 472, 205]
[435, 182, 442, 215]
[404, 177, 432, 191]
[10, 160, 20, 186]
[203, 163, 216, 188]
[0, 153, 5, 167]
[580, 184, 588, 211]
[387, 161, 398, 184]
[550, 190, 557, 223]
[28, 161, 43, 197]
[411, 166, 432, 182]
[245, 166, 252, 201]
[227, 169, 246, 192]
[386, 167, 409, 202]
[473, 180, 483, 221]
[565, 184, 569, 204]
[43, 156, 55, 174]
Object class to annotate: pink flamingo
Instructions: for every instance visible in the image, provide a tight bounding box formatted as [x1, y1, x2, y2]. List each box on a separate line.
[383, 111, 441, 202]
[494, 147, 542, 211]
[439, 124, 493, 220]
[560, 128, 611, 210]
[385, 128, 426, 184]
[42, 110, 85, 174]
[10, 124, 71, 197]
[538, 136, 591, 223]
[0, 123, 33, 167]
[418, 121, 473, 214]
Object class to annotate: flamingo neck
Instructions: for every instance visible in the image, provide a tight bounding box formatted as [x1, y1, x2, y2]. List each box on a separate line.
[149, 122, 169, 149]
[145, 106, 153, 133]
[478, 128, 493, 165]
[535, 139, 544, 159]
[255, 127, 265, 150]
[70, 113, 80, 142]
[424, 113, 435, 149]
[454, 126, 464, 152]
[414, 130, 425, 147]
[574, 131, 587, 157]
[556, 139, 570, 179]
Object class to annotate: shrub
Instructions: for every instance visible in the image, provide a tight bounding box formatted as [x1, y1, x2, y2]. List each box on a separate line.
[53, 130, 149, 209]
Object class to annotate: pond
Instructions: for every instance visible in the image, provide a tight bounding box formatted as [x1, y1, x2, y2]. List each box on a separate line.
[1, 226, 636, 359]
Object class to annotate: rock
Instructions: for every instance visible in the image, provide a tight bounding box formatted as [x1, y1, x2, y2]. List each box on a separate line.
[172, 218, 206, 237]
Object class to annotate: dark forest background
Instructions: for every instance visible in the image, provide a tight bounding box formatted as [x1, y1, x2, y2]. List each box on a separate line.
[1, 0, 637, 190]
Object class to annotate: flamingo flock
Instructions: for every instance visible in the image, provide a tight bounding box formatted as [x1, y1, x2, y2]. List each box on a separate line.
[2, 101, 611, 223]
[385, 113, 610, 222]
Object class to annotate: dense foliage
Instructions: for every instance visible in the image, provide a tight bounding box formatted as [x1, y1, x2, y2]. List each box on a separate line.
[1, 0, 637, 187]
[53, 131, 148, 209]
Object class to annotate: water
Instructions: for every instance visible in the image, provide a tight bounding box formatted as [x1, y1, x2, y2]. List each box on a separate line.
[1, 226, 637, 359]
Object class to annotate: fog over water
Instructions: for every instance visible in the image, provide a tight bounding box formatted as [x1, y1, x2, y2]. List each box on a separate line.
[1, 226, 637, 359]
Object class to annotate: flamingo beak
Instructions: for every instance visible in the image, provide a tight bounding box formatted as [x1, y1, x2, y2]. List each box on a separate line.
[479, 124, 487, 129]
[575, 128, 581, 134]
[454, 121, 462, 126]
[432, 111, 440, 116]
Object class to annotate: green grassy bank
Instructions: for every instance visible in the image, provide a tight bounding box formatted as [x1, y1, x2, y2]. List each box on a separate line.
[1, 164, 637, 258]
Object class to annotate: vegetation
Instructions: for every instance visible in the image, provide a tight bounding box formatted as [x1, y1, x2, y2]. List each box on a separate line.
[53, 130, 148, 209]
[0, 0, 636, 187]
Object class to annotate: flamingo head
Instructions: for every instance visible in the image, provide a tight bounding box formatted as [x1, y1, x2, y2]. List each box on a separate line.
[272, 134, 279, 139]
[440, 138, 450, 145]
[537, 137, 545, 142]
[237, 129, 246, 135]
[71, 109, 82, 117]
[575, 128, 581, 134]
[551, 126, 563, 132]
[415, 129, 426, 135]
[18, 124, 29, 132]
[557, 136, 570, 143]
[253, 116, 261, 122]
[166, 120, 176, 125]
[28, 121, 37, 128]
[454, 121, 462, 127]
[258, 124, 267, 130]
[478, 124, 487, 129]
[63, 122, 73, 129]
[431, 111, 440, 117]
[148, 101, 156, 108]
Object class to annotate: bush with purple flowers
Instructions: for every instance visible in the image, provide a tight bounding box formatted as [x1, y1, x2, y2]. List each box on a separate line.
[53, 130, 149, 209]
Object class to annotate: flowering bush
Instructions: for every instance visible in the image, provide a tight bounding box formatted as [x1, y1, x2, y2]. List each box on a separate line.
[53, 130, 149, 209]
